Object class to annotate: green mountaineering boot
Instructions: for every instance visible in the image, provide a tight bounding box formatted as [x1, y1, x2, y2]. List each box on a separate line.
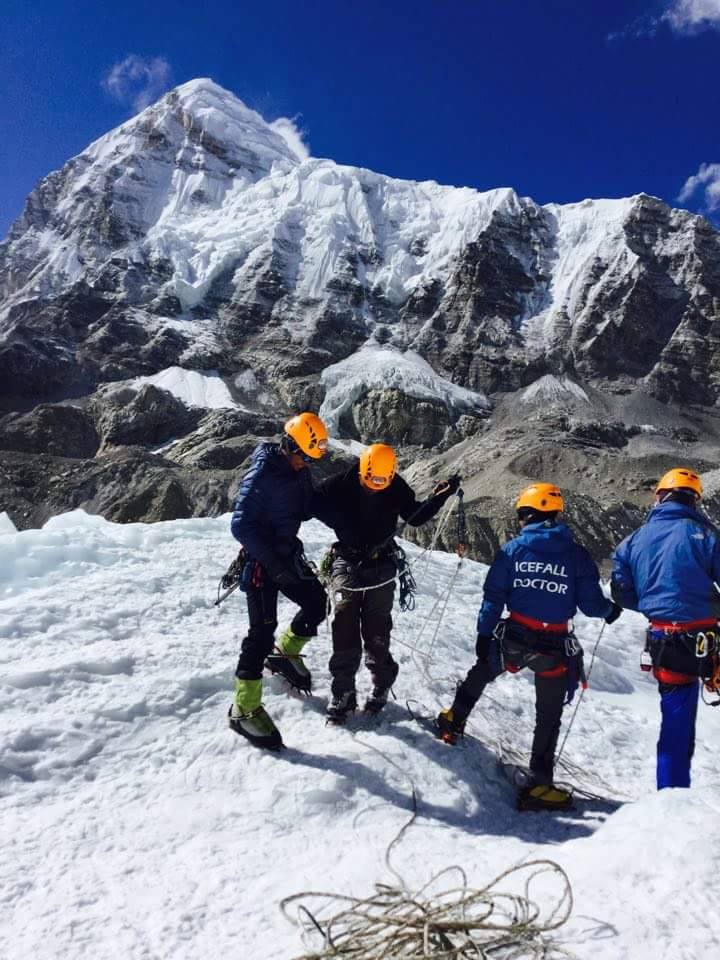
[264, 627, 312, 693]
[229, 680, 282, 750]
[435, 708, 466, 745]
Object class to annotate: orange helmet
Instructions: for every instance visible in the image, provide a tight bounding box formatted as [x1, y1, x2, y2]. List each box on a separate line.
[359, 444, 397, 491]
[516, 483, 564, 513]
[655, 467, 702, 498]
[283, 412, 329, 460]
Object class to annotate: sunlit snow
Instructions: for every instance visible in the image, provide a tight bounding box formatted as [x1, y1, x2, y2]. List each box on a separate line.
[129, 366, 237, 409]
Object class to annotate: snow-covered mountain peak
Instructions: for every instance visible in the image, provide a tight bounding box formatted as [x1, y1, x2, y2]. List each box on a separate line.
[2, 78, 719, 422]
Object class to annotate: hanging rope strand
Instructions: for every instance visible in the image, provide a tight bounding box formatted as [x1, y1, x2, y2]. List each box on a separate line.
[555, 621, 606, 766]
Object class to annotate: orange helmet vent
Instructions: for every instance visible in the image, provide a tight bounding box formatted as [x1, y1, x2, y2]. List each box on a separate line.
[283, 412, 329, 460]
[516, 483, 564, 513]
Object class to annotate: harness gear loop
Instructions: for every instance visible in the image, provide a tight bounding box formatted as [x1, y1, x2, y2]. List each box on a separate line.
[215, 549, 247, 605]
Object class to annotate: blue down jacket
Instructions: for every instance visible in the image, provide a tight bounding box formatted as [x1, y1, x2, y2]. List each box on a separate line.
[611, 501, 720, 622]
[477, 521, 612, 636]
[230, 443, 313, 577]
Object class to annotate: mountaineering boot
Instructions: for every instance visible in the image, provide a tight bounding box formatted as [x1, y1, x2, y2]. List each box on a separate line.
[517, 783, 573, 812]
[364, 685, 393, 716]
[326, 690, 358, 724]
[435, 708, 465, 745]
[229, 678, 282, 750]
[228, 704, 283, 751]
[264, 627, 312, 693]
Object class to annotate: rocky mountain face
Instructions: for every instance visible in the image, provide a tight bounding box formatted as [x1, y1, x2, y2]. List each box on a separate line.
[2, 78, 720, 562]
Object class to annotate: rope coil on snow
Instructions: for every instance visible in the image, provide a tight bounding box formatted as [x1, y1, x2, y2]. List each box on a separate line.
[281, 858, 576, 959]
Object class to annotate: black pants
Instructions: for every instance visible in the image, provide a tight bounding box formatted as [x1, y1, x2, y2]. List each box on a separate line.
[329, 556, 399, 697]
[235, 568, 327, 681]
[452, 626, 569, 784]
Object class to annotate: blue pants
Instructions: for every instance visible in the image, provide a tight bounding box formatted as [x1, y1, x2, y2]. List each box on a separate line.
[657, 680, 699, 790]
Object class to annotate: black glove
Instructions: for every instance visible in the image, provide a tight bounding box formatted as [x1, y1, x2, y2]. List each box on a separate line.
[476, 634, 492, 660]
[433, 473, 462, 497]
[605, 602, 623, 625]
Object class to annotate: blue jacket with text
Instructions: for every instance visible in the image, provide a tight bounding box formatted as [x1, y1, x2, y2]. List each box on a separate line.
[477, 521, 613, 636]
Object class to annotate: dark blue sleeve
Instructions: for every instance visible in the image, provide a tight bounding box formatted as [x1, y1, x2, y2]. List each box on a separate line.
[575, 545, 614, 619]
[230, 468, 281, 572]
[610, 535, 639, 611]
[476, 549, 513, 636]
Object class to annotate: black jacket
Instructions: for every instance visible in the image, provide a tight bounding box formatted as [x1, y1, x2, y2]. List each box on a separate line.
[310, 463, 451, 559]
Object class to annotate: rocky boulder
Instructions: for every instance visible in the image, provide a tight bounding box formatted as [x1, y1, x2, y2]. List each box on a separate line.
[0, 448, 234, 529]
[94, 384, 200, 449]
[346, 388, 454, 447]
[0, 403, 99, 458]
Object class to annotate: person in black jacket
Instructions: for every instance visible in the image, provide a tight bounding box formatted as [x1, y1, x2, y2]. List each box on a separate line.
[228, 412, 329, 750]
[311, 443, 460, 721]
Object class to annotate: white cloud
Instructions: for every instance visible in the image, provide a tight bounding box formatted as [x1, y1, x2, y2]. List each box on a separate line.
[103, 55, 173, 113]
[663, 0, 720, 32]
[609, 0, 720, 40]
[269, 116, 310, 162]
[678, 163, 720, 212]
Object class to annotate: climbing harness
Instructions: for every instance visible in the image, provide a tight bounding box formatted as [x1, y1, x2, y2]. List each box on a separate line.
[642, 622, 720, 704]
[215, 547, 316, 606]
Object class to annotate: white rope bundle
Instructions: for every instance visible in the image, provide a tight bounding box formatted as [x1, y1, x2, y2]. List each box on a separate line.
[281, 859, 575, 959]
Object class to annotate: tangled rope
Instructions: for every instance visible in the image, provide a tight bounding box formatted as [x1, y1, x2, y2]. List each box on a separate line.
[281, 858, 575, 959]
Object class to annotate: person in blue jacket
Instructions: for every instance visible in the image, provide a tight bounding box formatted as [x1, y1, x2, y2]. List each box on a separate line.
[437, 482, 620, 810]
[611, 467, 720, 790]
[228, 412, 329, 750]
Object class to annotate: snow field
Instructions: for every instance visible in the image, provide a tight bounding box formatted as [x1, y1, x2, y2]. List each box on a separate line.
[2, 511, 720, 959]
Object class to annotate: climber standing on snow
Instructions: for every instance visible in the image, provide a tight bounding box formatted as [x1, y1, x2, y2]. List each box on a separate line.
[228, 412, 330, 750]
[611, 468, 720, 790]
[311, 443, 460, 722]
[437, 483, 621, 811]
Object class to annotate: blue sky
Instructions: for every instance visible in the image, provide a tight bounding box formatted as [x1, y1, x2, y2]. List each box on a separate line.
[1, 0, 719, 239]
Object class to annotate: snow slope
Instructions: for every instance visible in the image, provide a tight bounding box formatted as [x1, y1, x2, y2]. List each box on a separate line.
[128, 366, 237, 409]
[2, 511, 720, 959]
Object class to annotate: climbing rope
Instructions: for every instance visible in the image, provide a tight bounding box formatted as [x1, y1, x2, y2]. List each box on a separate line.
[281, 859, 576, 959]
[554, 621, 606, 767]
